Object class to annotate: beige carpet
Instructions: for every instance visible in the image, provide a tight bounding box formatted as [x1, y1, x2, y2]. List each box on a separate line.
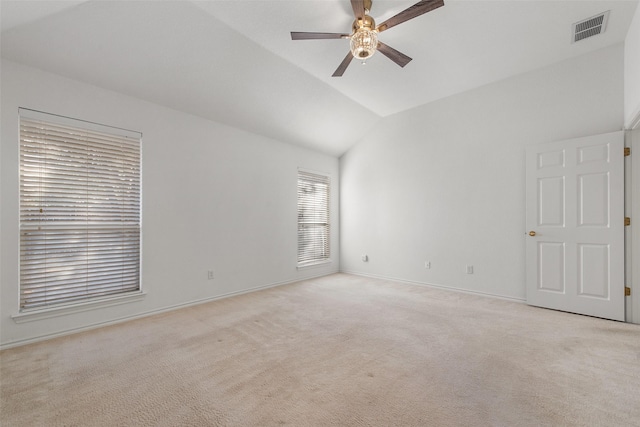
[1, 273, 640, 426]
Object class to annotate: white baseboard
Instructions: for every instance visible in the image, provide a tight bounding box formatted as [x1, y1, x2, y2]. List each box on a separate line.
[0, 270, 338, 350]
[340, 270, 526, 303]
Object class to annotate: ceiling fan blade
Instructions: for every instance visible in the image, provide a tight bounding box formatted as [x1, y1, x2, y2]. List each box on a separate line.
[351, 0, 365, 20]
[377, 42, 412, 67]
[376, 0, 444, 33]
[291, 32, 350, 40]
[332, 52, 354, 77]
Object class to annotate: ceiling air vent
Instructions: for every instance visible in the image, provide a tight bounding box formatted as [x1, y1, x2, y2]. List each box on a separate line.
[572, 11, 610, 43]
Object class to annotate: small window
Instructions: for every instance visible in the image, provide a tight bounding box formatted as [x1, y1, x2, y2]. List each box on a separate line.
[19, 109, 141, 310]
[297, 170, 330, 267]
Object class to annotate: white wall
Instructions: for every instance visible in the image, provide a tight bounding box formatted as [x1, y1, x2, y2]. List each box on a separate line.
[625, 4, 640, 129]
[340, 45, 624, 301]
[0, 60, 340, 348]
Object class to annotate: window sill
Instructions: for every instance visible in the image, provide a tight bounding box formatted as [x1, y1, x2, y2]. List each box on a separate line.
[297, 259, 332, 270]
[11, 291, 146, 324]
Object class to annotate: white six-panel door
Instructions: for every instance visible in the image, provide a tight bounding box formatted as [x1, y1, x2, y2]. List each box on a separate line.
[525, 132, 625, 321]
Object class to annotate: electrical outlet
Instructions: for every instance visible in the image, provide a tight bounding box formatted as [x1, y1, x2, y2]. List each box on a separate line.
[207, 270, 214, 280]
[424, 261, 431, 269]
[466, 265, 474, 274]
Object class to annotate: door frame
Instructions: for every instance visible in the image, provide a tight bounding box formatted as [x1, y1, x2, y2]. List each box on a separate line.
[630, 127, 640, 324]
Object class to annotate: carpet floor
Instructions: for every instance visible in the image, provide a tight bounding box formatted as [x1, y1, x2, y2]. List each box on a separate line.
[1, 273, 639, 426]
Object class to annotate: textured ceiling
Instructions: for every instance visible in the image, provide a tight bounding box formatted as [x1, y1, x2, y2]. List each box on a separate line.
[1, 0, 638, 156]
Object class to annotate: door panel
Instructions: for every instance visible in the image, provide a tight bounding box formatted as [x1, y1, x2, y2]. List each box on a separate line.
[577, 243, 609, 298]
[538, 242, 565, 293]
[538, 177, 565, 226]
[526, 131, 624, 321]
[578, 172, 609, 226]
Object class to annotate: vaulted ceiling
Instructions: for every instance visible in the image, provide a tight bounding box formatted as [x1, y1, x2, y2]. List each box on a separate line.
[1, 0, 638, 156]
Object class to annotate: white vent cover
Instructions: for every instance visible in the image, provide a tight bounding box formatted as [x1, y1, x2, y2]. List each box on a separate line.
[572, 11, 610, 43]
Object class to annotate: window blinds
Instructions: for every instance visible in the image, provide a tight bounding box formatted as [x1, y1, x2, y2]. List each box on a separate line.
[297, 170, 330, 266]
[19, 113, 141, 310]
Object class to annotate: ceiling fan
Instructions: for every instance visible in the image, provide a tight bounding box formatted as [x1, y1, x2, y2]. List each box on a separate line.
[291, 0, 444, 77]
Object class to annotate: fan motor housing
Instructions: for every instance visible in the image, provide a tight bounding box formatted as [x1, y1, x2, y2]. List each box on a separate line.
[352, 15, 376, 33]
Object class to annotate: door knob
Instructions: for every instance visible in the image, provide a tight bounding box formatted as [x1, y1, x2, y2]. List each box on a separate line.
[529, 231, 536, 237]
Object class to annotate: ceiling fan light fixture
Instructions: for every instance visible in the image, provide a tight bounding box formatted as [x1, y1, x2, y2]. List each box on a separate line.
[290, 0, 445, 76]
[350, 27, 378, 60]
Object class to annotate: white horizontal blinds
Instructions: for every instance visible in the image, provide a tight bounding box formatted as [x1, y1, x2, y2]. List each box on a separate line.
[297, 171, 330, 266]
[20, 115, 141, 310]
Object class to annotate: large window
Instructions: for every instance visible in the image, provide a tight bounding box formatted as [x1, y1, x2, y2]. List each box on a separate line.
[19, 109, 141, 310]
[297, 170, 330, 267]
